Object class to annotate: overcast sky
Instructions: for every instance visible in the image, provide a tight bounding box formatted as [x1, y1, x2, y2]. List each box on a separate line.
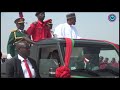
[1, 12, 119, 54]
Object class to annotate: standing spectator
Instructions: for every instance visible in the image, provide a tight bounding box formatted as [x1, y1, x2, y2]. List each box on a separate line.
[6, 41, 40, 78]
[104, 58, 109, 64]
[26, 12, 51, 42]
[99, 56, 104, 66]
[54, 12, 81, 39]
[100, 57, 109, 69]
[99, 56, 104, 63]
[110, 58, 119, 68]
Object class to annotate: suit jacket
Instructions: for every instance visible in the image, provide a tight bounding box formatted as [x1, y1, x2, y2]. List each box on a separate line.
[6, 56, 40, 78]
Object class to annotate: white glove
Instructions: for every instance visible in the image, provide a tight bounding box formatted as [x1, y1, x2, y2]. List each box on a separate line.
[7, 54, 12, 59]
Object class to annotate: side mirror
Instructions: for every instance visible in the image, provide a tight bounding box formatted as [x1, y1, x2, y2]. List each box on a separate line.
[49, 67, 56, 78]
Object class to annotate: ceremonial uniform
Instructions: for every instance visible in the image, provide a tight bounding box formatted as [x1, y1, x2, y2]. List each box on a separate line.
[7, 18, 27, 58]
[45, 19, 56, 38]
[27, 12, 51, 42]
[26, 20, 52, 42]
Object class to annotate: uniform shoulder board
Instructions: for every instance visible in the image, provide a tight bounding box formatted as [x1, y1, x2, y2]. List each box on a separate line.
[32, 21, 38, 25]
[11, 30, 17, 32]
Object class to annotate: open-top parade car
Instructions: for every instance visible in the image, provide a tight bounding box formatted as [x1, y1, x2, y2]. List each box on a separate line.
[1, 38, 119, 78]
[1, 12, 119, 78]
[29, 38, 119, 78]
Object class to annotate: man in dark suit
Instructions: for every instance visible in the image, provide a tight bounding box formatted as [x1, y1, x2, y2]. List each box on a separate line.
[6, 41, 40, 78]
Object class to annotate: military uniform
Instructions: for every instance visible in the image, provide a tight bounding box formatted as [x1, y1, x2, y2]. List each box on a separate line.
[45, 19, 56, 38]
[26, 12, 51, 42]
[7, 18, 27, 58]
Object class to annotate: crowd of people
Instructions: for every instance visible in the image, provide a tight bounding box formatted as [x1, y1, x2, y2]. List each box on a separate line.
[6, 12, 81, 60]
[99, 56, 119, 69]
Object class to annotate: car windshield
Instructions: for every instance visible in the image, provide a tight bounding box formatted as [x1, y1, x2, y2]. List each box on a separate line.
[67, 46, 119, 78]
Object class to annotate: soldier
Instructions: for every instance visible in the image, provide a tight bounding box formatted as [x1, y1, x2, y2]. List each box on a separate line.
[7, 18, 35, 59]
[45, 19, 56, 38]
[26, 12, 52, 42]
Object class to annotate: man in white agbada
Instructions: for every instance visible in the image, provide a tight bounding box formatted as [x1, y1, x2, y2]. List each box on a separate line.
[54, 13, 81, 39]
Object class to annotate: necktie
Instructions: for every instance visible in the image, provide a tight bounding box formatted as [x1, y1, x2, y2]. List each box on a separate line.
[24, 59, 32, 78]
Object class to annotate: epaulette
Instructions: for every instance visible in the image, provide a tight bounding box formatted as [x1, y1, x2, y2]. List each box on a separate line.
[11, 30, 17, 32]
[32, 21, 38, 25]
